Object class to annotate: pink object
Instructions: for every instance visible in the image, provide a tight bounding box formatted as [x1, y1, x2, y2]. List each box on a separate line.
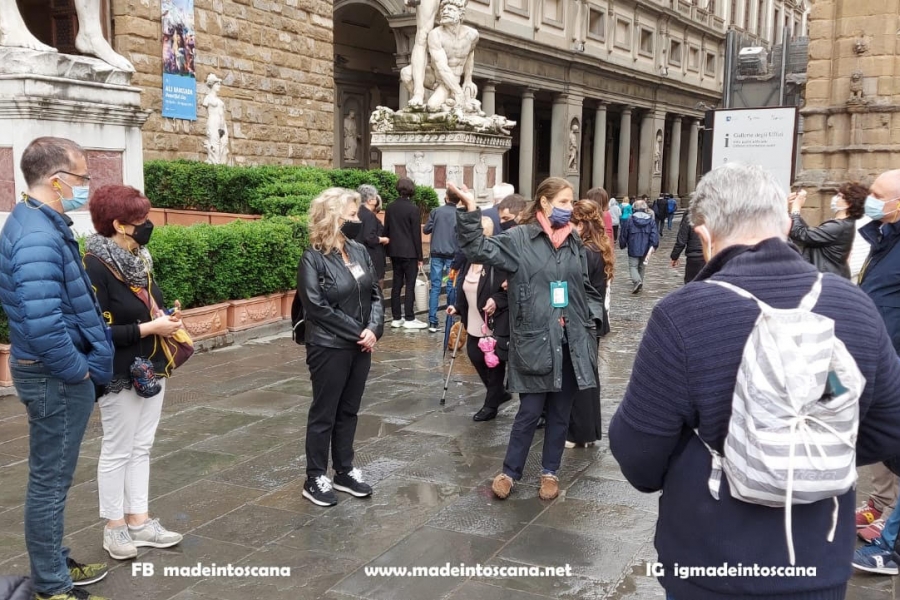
[479, 336, 499, 368]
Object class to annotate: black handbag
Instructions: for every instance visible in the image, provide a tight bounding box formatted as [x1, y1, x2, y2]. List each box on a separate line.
[290, 291, 305, 345]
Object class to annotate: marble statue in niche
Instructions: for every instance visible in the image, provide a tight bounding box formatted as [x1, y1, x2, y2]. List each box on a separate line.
[567, 121, 580, 172]
[344, 110, 359, 161]
[653, 130, 662, 174]
[202, 73, 229, 165]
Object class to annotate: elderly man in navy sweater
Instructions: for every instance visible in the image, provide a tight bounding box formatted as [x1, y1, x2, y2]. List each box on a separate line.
[610, 163, 900, 600]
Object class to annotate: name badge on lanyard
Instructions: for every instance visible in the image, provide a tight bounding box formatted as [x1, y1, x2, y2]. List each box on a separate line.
[347, 262, 366, 281]
[550, 281, 568, 308]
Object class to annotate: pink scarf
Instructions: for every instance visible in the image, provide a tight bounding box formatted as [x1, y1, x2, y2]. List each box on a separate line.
[536, 210, 574, 249]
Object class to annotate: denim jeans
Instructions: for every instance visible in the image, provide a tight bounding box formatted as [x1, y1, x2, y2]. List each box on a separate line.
[667, 214, 675, 229]
[12, 361, 95, 595]
[428, 256, 453, 326]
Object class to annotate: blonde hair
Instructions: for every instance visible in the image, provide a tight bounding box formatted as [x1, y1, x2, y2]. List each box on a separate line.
[308, 187, 360, 254]
[481, 216, 494, 236]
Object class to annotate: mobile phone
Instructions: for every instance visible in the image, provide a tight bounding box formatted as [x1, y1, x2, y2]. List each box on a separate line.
[164, 307, 179, 316]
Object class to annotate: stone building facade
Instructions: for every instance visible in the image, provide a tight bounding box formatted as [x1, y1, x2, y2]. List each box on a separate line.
[797, 0, 898, 222]
[336, 0, 808, 199]
[110, 0, 335, 165]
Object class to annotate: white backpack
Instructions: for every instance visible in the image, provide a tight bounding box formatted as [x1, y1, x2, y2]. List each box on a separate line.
[697, 274, 865, 565]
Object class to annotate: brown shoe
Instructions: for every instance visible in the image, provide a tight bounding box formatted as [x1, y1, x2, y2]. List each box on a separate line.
[492, 473, 514, 499]
[539, 474, 559, 500]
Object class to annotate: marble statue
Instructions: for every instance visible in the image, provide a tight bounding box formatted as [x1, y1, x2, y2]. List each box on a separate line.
[567, 122, 579, 172]
[0, 0, 135, 72]
[475, 155, 488, 198]
[653, 131, 662, 174]
[344, 110, 359, 161]
[202, 73, 229, 165]
[404, 0, 440, 109]
[407, 151, 433, 185]
[400, 0, 478, 113]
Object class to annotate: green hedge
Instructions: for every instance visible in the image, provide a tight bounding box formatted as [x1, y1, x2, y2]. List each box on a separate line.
[144, 161, 438, 218]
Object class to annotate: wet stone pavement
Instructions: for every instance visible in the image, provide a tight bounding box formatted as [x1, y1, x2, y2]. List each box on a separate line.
[0, 218, 896, 600]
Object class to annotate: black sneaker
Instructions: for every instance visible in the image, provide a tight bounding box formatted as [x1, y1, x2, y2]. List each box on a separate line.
[332, 468, 373, 498]
[67, 557, 108, 586]
[302, 475, 338, 507]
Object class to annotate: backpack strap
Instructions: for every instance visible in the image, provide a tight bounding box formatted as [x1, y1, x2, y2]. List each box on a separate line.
[694, 429, 724, 501]
[706, 273, 823, 313]
[797, 273, 823, 312]
[705, 279, 770, 313]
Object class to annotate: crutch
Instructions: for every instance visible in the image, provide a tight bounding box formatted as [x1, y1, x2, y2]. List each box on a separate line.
[441, 317, 463, 405]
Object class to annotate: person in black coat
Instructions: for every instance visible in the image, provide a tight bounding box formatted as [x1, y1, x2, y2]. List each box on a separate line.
[383, 177, 426, 328]
[788, 185, 865, 279]
[448, 216, 512, 421]
[298, 188, 384, 507]
[654, 196, 668, 235]
[670, 213, 706, 284]
[355, 184, 388, 282]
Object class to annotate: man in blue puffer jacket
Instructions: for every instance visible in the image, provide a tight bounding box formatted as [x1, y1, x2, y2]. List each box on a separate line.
[0, 137, 113, 600]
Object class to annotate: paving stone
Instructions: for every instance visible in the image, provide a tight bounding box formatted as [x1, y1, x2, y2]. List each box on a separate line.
[473, 557, 612, 599]
[563, 476, 660, 514]
[149, 480, 266, 534]
[399, 449, 500, 488]
[208, 444, 306, 491]
[202, 389, 311, 416]
[192, 504, 314, 549]
[150, 449, 248, 496]
[427, 482, 546, 541]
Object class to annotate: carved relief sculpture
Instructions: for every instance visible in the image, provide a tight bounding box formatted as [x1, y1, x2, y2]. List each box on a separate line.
[202, 73, 230, 165]
[848, 70, 866, 105]
[475, 155, 488, 197]
[344, 109, 359, 161]
[407, 151, 434, 185]
[0, 0, 135, 71]
[567, 121, 580, 172]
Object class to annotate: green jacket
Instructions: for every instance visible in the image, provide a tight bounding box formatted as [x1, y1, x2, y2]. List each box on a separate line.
[456, 209, 603, 394]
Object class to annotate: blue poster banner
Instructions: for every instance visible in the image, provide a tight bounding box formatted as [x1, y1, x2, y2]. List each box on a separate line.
[161, 0, 197, 120]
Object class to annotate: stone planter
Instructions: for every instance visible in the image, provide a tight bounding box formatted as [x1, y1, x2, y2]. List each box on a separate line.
[180, 302, 230, 340]
[209, 212, 262, 225]
[165, 209, 210, 226]
[227, 295, 282, 332]
[281, 290, 296, 320]
[148, 207, 167, 225]
[0, 344, 11, 387]
[148, 209, 262, 227]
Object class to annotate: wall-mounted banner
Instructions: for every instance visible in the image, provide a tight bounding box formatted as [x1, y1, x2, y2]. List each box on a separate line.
[161, 0, 197, 120]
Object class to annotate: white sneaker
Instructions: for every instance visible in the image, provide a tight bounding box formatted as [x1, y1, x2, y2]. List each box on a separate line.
[129, 518, 183, 549]
[103, 524, 137, 560]
[391, 320, 404, 328]
[564, 441, 576, 449]
[403, 319, 428, 330]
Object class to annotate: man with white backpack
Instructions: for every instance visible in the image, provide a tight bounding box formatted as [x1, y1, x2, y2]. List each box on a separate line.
[610, 163, 900, 600]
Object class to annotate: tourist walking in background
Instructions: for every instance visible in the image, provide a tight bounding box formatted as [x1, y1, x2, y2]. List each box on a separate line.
[670, 212, 706, 284]
[451, 178, 604, 502]
[653, 195, 667, 234]
[0, 137, 114, 600]
[497, 193, 527, 230]
[620, 197, 633, 222]
[84, 185, 185, 561]
[424, 189, 461, 332]
[609, 198, 622, 242]
[446, 217, 512, 422]
[355, 184, 388, 287]
[610, 163, 900, 600]
[566, 200, 612, 449]
[298, 188, 384, 507]
[666, 194, 677, 230]
[482, 182, 515, 234]
[618, 199, 659, 294]
[384, 177, 427, 329]
[585, 187, 613, 241]
[788, 185, 864, 278]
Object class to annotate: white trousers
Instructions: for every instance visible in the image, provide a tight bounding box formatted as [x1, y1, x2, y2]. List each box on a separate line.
[97, 379, 165, 520]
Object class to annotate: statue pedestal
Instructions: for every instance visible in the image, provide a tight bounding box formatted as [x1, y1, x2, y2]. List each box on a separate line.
[0, 48, 150, 214]
[372, 130, 512, 207]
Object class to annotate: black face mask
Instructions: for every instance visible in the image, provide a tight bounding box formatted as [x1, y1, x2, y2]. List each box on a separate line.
[500, 220, 516, 231]
[341, 220, 362, 240]
[128, 220, 154, 246]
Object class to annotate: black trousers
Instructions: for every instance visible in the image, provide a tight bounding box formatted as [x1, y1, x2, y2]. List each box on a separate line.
[656, 218, 665, 233]
[466, 335, 508, 409]
[390, 257, 419, 321]
[503, 346, 578, 480]
[685, 257, 705, 284]
[305, 344, 371, 478]
[612, 225, 619, 243]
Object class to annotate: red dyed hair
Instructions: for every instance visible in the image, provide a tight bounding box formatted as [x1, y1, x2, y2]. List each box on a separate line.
[89, 185, 152, 237]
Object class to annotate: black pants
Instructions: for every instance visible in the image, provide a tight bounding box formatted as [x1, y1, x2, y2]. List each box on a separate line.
[685, 257, 705, 284]
[612, 225, 619, 243]
[305, 345, 371, 478]
[390, 257, 419, 321]
[656, 218, 665, 233]
[466, 335, 508, 409]
[503, 346, 578, 480]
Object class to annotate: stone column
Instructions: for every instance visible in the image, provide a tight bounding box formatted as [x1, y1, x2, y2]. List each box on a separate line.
[617, 107, 632, 197]
[550, 93, 585, 191]
[668, 115, 683, 195]
[592, 103, 607, 190]
[638, 110, 653, 196]
[519, 88, 536, 197]
[686, 118, 700, 193]
[482, 81, 497, 116]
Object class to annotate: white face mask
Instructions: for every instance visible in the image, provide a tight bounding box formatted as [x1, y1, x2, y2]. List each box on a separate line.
[830, 195, 842, 213]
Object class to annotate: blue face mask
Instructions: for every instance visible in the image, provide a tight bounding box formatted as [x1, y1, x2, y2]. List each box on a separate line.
[58, 181, 90, 212]
[865, 194, 896, 221]
[549, 206, 572, 228]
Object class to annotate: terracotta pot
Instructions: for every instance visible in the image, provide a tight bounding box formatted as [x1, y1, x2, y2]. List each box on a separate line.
[227, 295, 282, 332]
[148, 208, 167, 225]
[0, 344, 11, 386]
[180, 302, 230, 340]
[165, 209, 211, 226]
[281, 290, 296, 320]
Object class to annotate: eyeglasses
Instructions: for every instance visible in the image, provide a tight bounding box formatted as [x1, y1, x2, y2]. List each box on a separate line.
[56, 170, 92, 183]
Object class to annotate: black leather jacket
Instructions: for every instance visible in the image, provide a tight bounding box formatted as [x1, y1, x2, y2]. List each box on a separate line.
[297, 240, 384, 349]
[789, 215, 855, 279]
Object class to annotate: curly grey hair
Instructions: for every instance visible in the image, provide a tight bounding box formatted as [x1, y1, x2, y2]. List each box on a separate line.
[357, 184, 379, 206]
